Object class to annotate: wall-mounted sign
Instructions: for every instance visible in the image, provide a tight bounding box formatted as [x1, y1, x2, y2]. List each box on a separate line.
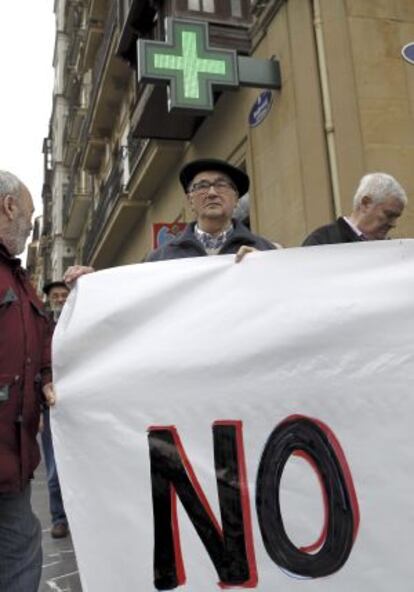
[152, 222, 186, 249]
[138, 18, 281, 114]
[249, 90, 273, 127]
[138, 19, 238, 112]
[402, 42, 414, 65]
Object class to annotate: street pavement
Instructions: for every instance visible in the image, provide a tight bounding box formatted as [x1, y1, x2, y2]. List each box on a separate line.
[32, 461, 82, 592]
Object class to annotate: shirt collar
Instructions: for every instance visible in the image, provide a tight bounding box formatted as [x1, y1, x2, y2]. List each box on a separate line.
[343, 217, 365, 238]
[194, 223, 234, 251]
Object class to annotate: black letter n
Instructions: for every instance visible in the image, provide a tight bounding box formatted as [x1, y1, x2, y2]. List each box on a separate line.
[148, 422, 257, 590]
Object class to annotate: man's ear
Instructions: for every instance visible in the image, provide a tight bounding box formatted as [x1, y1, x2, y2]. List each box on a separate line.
[187, 193, 195, 213]
[230, 194, 238, 214]
[360, 195, 373, 210]
[1, 195, 18, 221]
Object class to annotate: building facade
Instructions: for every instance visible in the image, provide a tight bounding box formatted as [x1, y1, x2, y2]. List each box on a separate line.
[40, 0, 414, 278]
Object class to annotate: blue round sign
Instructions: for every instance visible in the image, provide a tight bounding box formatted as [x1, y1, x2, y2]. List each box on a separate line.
[249, 90, 273, 128]
[402, 42, 414, 65]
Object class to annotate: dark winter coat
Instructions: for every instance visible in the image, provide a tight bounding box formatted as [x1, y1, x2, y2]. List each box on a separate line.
[302, 217, 363, 246]
[146, 220, 276, 262]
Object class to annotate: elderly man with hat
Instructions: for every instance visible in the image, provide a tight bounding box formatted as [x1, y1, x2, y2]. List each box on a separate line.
[146, 158, 275, 261]
[43, 280, 70, 323]
[64, 159, 275, 282]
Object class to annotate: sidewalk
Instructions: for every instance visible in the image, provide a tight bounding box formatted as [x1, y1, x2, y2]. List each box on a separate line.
[32, 462, 82, 592]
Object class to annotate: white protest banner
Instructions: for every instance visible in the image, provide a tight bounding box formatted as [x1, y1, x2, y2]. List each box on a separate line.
[52, 240, 414, 592]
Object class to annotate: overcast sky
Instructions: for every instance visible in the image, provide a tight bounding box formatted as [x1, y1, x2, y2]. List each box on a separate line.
[0, 2, 55, 215]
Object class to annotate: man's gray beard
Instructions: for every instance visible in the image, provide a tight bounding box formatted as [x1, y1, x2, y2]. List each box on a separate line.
[3, 216, 30, 255]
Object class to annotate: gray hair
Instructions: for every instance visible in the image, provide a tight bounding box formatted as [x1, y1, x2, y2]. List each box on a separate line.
[0, 171, 22, 199]
[353, 172, 407, 208]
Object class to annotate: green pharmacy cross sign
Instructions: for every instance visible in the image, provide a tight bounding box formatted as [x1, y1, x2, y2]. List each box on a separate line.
[137, 18, 281, 113]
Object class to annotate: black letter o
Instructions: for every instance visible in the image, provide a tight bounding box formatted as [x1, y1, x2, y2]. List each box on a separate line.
[256, 415, 359, 578]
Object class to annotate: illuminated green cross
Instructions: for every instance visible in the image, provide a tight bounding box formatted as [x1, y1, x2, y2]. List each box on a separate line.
[138, 18, 238, 112]
[154, 31, 227, 100]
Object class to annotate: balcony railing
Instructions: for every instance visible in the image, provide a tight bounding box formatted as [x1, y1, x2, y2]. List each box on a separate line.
[63, 169, 92, 229]
[81, 2, 117, 144]
[83, 155, 125, 263]
[63, 99, 87, 167]
[41, 182, 53, 238]
[67, 26, 85, 71]
[127, 134, 149, 177]
[65, 0, 85, 30]
[87, 0, 109, 23]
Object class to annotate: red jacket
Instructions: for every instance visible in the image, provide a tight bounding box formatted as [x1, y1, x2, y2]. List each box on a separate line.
[0, 242, 52, 492]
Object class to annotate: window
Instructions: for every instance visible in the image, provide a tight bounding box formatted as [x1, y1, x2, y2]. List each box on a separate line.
[231, 0, 242, 17]
[45, 139, 53, 171]
[203, 0, 215, 11]
[178, 0, 250, 20]
[188, 0, 215, 11]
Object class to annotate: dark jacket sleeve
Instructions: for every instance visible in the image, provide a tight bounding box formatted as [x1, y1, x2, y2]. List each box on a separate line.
[302, 221, 342, 246]
[302, 228, 329, 246]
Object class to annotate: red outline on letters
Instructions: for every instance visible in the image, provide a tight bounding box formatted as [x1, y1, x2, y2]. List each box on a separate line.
[284, 414, 360, 548]
[170, 486, 186, 586]
[293, 450, 329, 553]
[214, 420, 258, 588]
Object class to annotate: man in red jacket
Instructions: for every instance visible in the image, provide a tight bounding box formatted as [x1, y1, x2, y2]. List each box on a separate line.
[0, 170, 55, 592]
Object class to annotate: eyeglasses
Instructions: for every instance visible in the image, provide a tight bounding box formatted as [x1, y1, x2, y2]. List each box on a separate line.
[189, 179, 236, 196]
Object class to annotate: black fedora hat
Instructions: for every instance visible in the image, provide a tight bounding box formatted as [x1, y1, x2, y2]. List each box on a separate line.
[179, 158, 249, 198]
[43, 280, 69, 296]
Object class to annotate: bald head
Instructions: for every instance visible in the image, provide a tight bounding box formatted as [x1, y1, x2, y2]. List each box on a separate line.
[0, 171, 34, 255]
